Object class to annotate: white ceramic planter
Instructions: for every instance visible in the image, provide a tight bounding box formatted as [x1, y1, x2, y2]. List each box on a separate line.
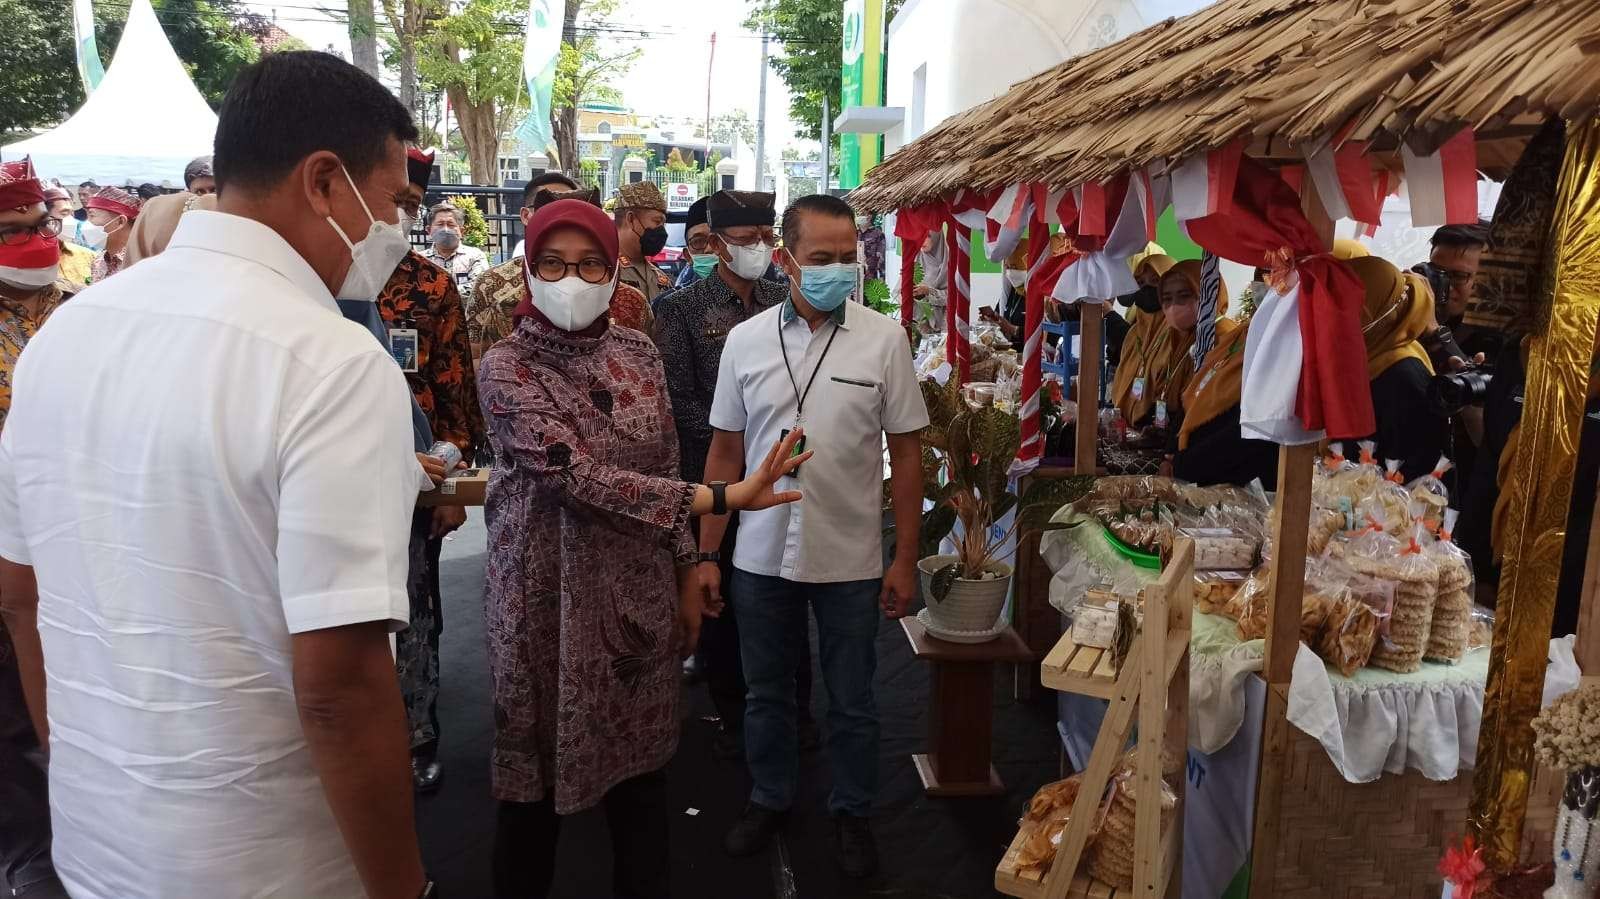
[918, 554, 1012, 637]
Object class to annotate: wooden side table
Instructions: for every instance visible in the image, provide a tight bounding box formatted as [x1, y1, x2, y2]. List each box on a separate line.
[900, 617, 1034, 797]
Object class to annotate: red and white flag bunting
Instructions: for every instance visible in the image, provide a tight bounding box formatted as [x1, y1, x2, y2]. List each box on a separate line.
[1303, 132, 1384, 224]
[983, 183, 1033, 263]
[1171, 141, 1243, 221]
[1402, 128, 1479, 227]
[1054, 173, 1151, 305]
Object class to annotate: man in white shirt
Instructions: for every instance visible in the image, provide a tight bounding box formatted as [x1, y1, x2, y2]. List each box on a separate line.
[421, 200, 489, 301]
[699, 194, 929, 880]
[0, 51, 431, 899]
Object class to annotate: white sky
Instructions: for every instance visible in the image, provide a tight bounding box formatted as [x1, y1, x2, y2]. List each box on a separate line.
[267, 0, 807, 152]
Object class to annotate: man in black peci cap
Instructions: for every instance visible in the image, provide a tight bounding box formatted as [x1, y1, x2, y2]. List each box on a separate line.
[652, 190, 817, 764]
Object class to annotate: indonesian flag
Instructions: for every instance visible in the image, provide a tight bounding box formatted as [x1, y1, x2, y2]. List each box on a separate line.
[1075, 181, 1111, 238]
[1172, 141, 1244, 221]
[1362, 170, 1401, 237]
[948, 187, 997, 231]
[1037, 184, 1077, 227]
[1130, 167, 1161, 241]
[1402, 128, 1479, 226]
[1303, 130, 1383, 224]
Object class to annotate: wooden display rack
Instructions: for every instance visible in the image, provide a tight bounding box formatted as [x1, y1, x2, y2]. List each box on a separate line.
[996, 538, 1192, 899]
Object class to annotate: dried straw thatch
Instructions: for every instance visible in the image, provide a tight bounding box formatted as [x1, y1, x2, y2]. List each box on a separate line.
[851, 0, 1600, 212]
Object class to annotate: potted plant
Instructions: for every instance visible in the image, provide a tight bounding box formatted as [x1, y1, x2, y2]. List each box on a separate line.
[902, 378, 1093, 639]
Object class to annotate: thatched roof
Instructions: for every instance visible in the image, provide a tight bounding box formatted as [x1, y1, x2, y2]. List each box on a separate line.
[851, 0, 1600, 212]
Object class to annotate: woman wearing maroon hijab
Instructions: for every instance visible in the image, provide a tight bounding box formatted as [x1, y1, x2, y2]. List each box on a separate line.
[478, 199, 808, 897]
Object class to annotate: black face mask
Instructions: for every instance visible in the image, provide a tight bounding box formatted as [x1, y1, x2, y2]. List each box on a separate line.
[637, 223, 669, 257]
[1122, 284, 1162, 314]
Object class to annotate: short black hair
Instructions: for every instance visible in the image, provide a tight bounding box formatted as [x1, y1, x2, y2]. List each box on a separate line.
[781, 194, 856, 249]
[78, 180, 96, 189]
[1431, 221, 1490, 250]
[136, 183, 162, 200]
[213, 51, 417, 193]
[523, 171, 579, 206]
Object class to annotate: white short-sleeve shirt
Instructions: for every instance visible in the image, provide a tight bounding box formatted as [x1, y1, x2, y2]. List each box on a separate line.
[709, 300, 928, 583]
[0, 210, 418, 899]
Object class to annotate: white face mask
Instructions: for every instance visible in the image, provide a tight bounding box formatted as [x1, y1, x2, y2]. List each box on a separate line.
[722, 241, 772, 281]
[1004, 269, 1026, 288]
[525, 266, 616, 332]
[77, 218, 122, 252]
[325, 165, 413, 301]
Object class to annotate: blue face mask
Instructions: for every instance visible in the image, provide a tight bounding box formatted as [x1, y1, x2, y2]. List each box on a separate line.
[794, 260, 859, 312]
[690, 253, 719, 278]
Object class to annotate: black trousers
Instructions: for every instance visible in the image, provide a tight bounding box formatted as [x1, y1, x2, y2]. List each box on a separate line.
[491, 769, 670, 899]
[694, 518, 812, 730]
[0, 629, 66, 898]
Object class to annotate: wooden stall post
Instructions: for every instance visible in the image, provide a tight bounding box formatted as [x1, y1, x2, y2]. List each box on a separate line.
[1576, 495, 1600, 684]
[1076, 302, 1103, 477]
[1247, 176, 1334, 899]
[1245, 442, 1317, 899]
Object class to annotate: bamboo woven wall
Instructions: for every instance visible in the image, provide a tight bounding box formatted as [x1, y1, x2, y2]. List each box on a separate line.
[852, 0, 1600, 211]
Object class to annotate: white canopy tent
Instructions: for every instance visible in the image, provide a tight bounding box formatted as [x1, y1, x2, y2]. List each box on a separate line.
[3, 0, 217, 186]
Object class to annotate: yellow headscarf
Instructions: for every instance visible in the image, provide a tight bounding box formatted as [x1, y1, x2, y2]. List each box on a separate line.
[1128, 242, 1170, 278]
[1348, 256, 1435, 379]
[1333, 238, 1371, 261]
[1157, 260, 1236, 410]
[1125, 250, 1176, 329]
[1179, 319, 1249, 450]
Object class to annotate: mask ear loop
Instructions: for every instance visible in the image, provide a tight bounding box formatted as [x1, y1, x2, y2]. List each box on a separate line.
[326, 165, 379, 251]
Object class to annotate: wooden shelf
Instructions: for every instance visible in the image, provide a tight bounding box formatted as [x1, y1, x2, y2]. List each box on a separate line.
[994, 810, 1181, 899]
[1040, 629, 1190, 699]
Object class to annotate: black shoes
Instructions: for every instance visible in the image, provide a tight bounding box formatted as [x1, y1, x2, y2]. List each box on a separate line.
[723, 802, 788, 857]
[832, 814, 879, 879]
[412, 755, 443, 793]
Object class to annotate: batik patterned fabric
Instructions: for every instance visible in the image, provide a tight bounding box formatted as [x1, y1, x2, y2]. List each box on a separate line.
[478, 315, 696, 813]
[0, 288, 63, 433]
[89, 250, 127, 283]
[376, 251, 484, 452]
[651, 271, 786, 482]
[395, 510, 439, 749]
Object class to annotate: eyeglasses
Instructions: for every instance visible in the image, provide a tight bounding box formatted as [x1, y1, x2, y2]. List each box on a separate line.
[717, 228, 776, 247]
[0, 217, 61, 246]
[533, 254, 612, 284]
[686, 235, 713, 252]
[1436, 267, 1475, 286]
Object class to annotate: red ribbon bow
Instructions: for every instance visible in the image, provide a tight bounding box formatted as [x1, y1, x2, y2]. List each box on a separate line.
[1438, 836, 1485, 899]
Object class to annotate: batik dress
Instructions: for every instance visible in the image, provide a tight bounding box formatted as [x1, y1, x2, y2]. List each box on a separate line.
[478, 315, 696, 813]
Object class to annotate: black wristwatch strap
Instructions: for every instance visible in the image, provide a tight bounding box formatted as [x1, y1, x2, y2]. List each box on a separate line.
[710, 481, 728, 516]
[694, 551, 722, 564]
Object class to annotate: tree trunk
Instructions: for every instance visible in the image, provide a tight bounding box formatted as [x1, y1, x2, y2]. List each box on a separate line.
[449, 84, 500, 185]
[399, 39, 418, 121]
[348, 0, 379, 77]
[553, 105, 579, 175]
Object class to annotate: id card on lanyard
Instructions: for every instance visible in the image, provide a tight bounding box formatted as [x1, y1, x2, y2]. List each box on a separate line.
[388, 324, 419, 373]
[779, 315, 841, 476]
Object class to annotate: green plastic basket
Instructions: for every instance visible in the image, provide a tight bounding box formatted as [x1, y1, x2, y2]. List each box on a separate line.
[1100, 523, 1162, 569]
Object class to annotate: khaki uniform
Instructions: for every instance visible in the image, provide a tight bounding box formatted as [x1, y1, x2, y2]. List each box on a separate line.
[618, 254, 671, 307]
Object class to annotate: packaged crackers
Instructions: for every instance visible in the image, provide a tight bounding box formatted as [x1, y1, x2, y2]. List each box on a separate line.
[1350, 525, 1440, 673]
[1194, 570, 1247, 615]
[1424, 509, 1474, 663]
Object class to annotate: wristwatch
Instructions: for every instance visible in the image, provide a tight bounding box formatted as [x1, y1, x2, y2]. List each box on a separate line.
[709, 480, 729, 516]
[694, 550, 722, 565]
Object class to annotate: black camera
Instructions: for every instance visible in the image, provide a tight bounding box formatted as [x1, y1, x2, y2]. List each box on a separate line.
[1429, 364, 1494, 415]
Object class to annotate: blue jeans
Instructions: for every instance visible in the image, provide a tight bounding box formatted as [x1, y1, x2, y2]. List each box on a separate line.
[731, 568, 881, 817]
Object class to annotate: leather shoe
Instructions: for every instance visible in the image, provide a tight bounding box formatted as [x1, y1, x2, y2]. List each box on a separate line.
[833, 814, 879, 879]
[412, 756, 443, 793]
[724, 802, 787, 857]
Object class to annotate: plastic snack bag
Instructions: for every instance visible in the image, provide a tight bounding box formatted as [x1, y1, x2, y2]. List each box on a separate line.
[1406, 456, 1454, 532]
[1467, 605, 1495, 650]
[1194, 570, 1248, 615]
[1424, 509, 1474, 663]
[1362, 524, 1440, 673]
[1315, 595, 1380, 676]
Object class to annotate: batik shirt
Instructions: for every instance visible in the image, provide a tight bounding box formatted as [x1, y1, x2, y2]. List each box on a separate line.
[0, 287, 63, 432]
[478, 315, 696, 812]
[652, 269, 787, 482]
[89, 249, 127, 283]
[468, 257, 652, 354]
[376, 251, 484, 453]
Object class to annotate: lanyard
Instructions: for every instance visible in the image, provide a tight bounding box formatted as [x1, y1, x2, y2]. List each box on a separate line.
[779, 315, 841, 422]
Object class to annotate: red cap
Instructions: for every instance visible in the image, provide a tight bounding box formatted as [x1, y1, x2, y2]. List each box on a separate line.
[511, 198, 619, 318]
[407, 146, 435, 189]
[86, 186, 142, 220]
[0, 158, 44, 209]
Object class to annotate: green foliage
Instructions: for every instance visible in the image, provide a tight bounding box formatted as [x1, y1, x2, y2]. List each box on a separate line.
[416, 0, 525, 123]
[577, 159, 601, 188]
[744, 0, 906, 142]
[443, 195, 490, 249]
[709, 109, 755, 148]
[0, 0, 273, 136]
[551, 0, 639, 132]
[863, 278, 895, 317]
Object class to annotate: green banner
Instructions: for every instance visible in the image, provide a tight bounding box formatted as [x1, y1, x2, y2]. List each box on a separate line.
[838, 0, 884, 189]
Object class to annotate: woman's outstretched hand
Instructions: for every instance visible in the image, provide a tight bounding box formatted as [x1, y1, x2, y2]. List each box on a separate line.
[726, 428, 813, 512]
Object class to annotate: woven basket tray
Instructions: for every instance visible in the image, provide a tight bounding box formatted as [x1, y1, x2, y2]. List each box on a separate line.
[1266, 726, 1559, 898]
